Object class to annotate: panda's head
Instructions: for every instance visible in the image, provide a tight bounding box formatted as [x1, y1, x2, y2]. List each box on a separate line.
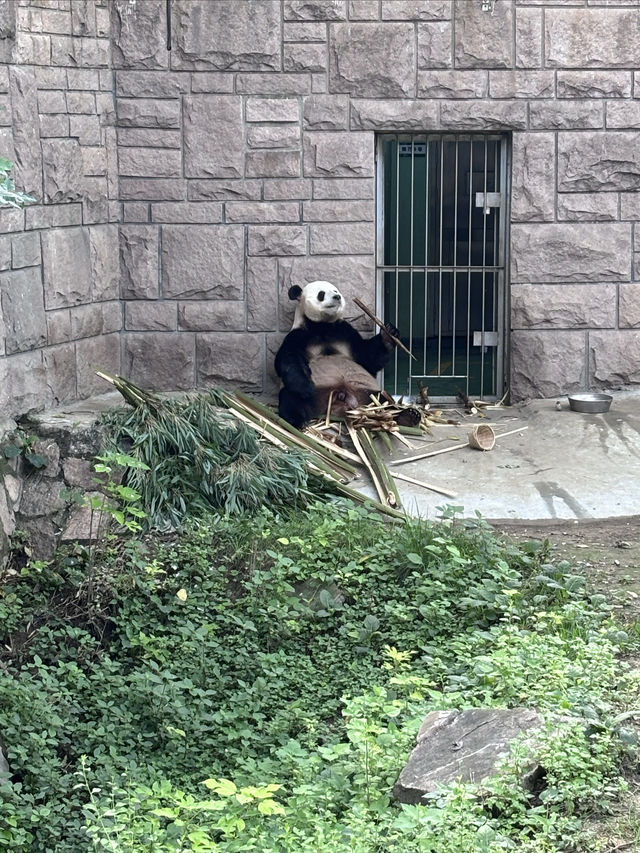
[289, 280, 345, 327]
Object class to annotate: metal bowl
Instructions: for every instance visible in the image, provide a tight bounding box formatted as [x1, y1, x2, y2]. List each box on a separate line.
[567, 392, 613, 413]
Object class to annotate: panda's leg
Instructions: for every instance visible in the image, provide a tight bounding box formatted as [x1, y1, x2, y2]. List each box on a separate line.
[278, 388, 313, 430]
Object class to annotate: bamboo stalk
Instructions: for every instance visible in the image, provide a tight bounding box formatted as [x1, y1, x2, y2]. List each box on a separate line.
[353, 297, 417, 361]
[391, 470, 457, 498]
[347, 422, 388, 505]
[359, 428, 402, 509]
[390, 425, 528, 466]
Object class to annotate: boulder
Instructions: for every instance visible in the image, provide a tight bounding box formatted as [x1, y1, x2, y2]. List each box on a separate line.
[393, 708, 543, 804]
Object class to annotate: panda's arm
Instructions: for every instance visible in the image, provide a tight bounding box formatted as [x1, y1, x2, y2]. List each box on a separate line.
[274, 330, 316, 399]
[346, 321, 398, 375]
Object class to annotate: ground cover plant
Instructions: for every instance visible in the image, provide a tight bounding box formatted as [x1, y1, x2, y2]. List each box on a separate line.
[0, 499, 638, 852]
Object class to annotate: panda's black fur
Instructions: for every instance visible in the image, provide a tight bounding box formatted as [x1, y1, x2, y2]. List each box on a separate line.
[275, 280, 397, 429]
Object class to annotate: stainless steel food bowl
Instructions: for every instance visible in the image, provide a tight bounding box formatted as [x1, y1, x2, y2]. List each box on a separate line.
[567, 392, 613, 413]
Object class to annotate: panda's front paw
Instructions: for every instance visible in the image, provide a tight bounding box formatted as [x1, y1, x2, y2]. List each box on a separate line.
[382, 322, 399, 348]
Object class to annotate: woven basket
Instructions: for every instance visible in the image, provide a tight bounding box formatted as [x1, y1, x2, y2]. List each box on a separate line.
[468, 424, 495, 451]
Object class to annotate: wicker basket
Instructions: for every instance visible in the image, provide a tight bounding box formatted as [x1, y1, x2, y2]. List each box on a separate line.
[468, 424, 495, 451]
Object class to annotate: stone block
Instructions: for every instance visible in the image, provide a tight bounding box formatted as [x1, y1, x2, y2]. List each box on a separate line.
[123, 202, 150, 223]
[264, 179, 312, 201]
[348, 1, 379, 21]
[606, 102, 640, 130]
[490, 71, 554, 99]
[515, 7, 541, 69]
[125, 301, 177, 331]
[62, 456, 95, 490]
[178, 301, 245, 332]
[66, 91, 95, 114]
[246, 124, 301, 150]
[42, 227, 92, 308]
[75, 333, 121, 397]
[511, 284, 616, 330]
[382, 1, 449, 20]
[47, 309, 71, 345]
[90, 224, 119, 301]
[118, 147, 182, 179]
[9, 67, 43, 199]
[304, 131, 374, 177]
[190, 73, 235, 94]
[42, 342, 76, 405]
[235, 73, 311, 96]
[121, 331, 195, 391]
[590, 331, 640, 387]
[621, 194, 640, 221]
[70, 304, 105, 339]
[0, 267, 46, 353]
[329, 23, 415, 97]
[81, 146, 108, 177]
[71, 2, 95, 37]
[285, 1, 346, 21]
[39, 113, 70, 137]
[1, 350, 47, 417]
[0, 209, 24, 234]
[173, 0, 281, 71]
[246, 150, 301, 179]
[284, 42, 327, 73]
[119, 225, 159, 299]
[184, 95, 243, 179]
[38, 88, 66, 114]
[619, 285, 640, 329]
[247, 257, 278, 331]
[25, 203, 82, 230]
[246, 98, 300, 123]
[151, 202, 222, 224]
[119, 178, 185, 201]
[303, 94, 348, 130]
[313, 178, 374, 199]
[42, 138, 85, 202]
[19, 477, 66, 517]
[546, 8, 640, 68]
[247, 226, 307, 257]
[115, 70, 190, 98]
[117, 98, 181, 129]
[0, 236, 10, 271]
[417, 21, 451, 68]
[558, 132, 640, 192]
[111, 0, 168, 69]
[284, 21, 327, 41]
[196, 332, 264, 392]
[511, 330, 586, 400]
[11, 232, 40, 268]
[117, 128, 181, 148]
[557, 193, 618, 222]
[351, 99, 438, 131]
[440, 100, 527, 130]
[226, 202, 300, 225]
[101, 301, 122, 334]
[511, 223, 631, 284]
[66, 68, 100, 90]
[162, 225, 244, 299]
[303, 200, 374, 222]
[454, 0, 513, 69]
[187, 180, 262, 202]
[310, 222, 373, 255]
[29, 437, 60, 478]
[417, 69, 487, 98]
[529, 101, 604, 130]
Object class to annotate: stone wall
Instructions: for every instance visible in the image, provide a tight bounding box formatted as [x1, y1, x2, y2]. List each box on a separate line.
[2, 0, 640, 412]
[0, 0, 121, 419]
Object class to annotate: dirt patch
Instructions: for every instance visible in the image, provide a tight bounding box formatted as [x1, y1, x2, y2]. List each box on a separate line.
[493, 515, 640, 625]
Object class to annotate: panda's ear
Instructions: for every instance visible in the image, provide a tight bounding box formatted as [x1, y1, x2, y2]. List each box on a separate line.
[288, 285, 303, 301]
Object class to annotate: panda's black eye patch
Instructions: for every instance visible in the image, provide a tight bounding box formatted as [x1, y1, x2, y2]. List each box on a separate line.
[317, 291, 325, 302]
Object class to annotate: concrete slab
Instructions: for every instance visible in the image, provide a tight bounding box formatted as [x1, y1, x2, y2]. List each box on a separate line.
[374, 389, 640, 522]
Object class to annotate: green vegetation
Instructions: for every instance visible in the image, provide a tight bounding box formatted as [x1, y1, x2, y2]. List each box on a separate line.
[0, 158, 35, 208]
[0, 500, 638, 852]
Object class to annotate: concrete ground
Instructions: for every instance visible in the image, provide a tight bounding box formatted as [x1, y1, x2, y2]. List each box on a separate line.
[378, 389, 640, 522]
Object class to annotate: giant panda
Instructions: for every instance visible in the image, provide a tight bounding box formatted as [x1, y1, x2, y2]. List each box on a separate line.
[274, 280, 398, 429]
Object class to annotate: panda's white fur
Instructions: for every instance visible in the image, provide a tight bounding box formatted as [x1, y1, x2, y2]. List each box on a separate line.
[291, 280, 344, 327]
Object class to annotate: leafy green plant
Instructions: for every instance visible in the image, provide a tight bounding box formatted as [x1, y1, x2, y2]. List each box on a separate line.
[0, 158, 35, 208]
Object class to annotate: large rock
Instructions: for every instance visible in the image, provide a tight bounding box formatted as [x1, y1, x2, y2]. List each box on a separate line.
[511, 223, 631, 283]
[329, 24, 415, 98]
[394, 708, 542, 804]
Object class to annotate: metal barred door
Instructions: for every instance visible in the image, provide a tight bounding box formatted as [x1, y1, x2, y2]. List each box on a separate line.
[377, 134, 508, 401]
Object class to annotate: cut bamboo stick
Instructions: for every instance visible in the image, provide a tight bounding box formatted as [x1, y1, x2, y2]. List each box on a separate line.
[358, 428, 402, 508]
[390, 425, 528, 466]
[347, 422, 388, 505]
[353, 297, 417, 361]
[391, 470, 457, 498]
